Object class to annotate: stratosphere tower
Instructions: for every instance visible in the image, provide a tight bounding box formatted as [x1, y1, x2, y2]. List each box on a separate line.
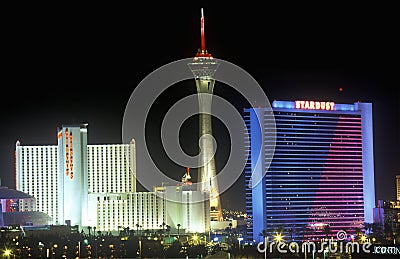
[188, 8, 222, 221]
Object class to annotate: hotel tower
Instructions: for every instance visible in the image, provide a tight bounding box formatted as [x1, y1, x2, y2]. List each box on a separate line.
[245, 100, 375, 242]
[15, 123, 209, 233]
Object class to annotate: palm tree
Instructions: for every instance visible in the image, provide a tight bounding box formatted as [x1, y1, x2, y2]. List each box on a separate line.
[355, 227, 362, 241]
[261, 229, 268, 240]
[177, 224, 181, 237]
[136, 223, 140, 236]
[260, 229, 268, 251]
[323, 224, 331, 239]
[166, 225, 171, 237]
[160, 222, 166, 236]
[364, 222, 372, 236]
[93, 226, 96, 237]
[162, 222, 166, 231]
[371, 223, 384, 241]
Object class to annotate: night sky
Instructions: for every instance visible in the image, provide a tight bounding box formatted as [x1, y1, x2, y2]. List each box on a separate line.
[1, 3, 396, 211]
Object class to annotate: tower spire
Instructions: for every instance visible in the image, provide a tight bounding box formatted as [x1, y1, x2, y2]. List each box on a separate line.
[201, 8, 205, 52]
[196, 8, 212, 58]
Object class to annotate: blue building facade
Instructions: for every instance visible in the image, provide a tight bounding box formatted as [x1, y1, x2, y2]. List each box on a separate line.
[244, 100, 375, 242]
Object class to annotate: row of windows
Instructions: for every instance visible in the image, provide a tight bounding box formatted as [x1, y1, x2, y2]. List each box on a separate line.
[273, 111, 361, 119]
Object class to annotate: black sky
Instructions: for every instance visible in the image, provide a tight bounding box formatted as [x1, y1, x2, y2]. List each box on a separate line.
[1, 3, 396, 210]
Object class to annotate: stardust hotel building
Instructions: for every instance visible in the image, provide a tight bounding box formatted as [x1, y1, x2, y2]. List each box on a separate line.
[244, 100, 375, 242]
[15, 124, 209, 233]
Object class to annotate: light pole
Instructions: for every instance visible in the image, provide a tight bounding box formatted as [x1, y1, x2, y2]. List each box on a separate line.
[139, 239, 142, 258]
[3, 249, 12, 259]
[264, 236, 268, 259]
[95, 238, 98, 258]
[237, 237, 243, 252]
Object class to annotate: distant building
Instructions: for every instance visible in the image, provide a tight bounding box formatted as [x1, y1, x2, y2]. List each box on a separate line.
[396, 175, 400, 201]
[244, 100, 375, 242]
[210, 220, 237, 231]
[0, 186, 36, 213]
[93, 192, 163, 232]
[373, 200, 400, 240]
[15, 124, 136, 227]
[92, 184, 210, 233]
[24, 224, 75, 238]
[0, 186, 51, 227]
[157, 185, 210, 233]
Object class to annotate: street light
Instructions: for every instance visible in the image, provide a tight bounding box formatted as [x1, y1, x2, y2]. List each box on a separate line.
[192, 234, 199, 245]
[274, 233, 283, 243]
[3, 249, 12, 259]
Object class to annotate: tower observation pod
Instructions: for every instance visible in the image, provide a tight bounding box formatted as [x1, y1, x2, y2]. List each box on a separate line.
[188, 8, 222, 221]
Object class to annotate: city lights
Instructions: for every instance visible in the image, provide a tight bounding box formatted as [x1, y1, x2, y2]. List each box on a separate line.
[0, 4, 395, 259]
[274, 233, 283, 243]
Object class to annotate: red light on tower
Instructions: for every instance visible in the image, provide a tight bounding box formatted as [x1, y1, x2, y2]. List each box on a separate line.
[181, 167, 192, 186]
[195, 8, 212, 58]
[201, 8, 205, 52]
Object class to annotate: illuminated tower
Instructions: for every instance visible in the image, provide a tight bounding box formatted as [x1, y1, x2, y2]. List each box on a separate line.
[57, 124, 89, 226]
[188, 8, 222, 221]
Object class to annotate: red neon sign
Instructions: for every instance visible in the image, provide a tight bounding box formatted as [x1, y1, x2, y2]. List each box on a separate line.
[295, 101, 335, 111]
[65, 128, 74, 180]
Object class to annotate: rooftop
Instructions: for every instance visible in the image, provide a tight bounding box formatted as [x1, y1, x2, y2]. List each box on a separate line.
[0, 186, 34, 199]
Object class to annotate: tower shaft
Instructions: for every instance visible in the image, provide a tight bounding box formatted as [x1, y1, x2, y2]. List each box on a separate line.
[195, 78, 222, 221]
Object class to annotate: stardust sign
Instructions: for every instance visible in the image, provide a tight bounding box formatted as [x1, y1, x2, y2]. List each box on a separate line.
[65, 128, 74, 180]
[295, 100, 335, 111]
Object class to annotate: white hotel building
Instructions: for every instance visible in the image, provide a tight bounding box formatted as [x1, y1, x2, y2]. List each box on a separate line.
[15, 124, 209, 233]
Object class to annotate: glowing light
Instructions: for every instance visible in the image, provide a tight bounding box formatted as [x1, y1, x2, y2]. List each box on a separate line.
[295, 100, 335, 111]
[3, 249, 12, 257]
[274, 233, 283, 242]
[360, 235, 367, 242]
